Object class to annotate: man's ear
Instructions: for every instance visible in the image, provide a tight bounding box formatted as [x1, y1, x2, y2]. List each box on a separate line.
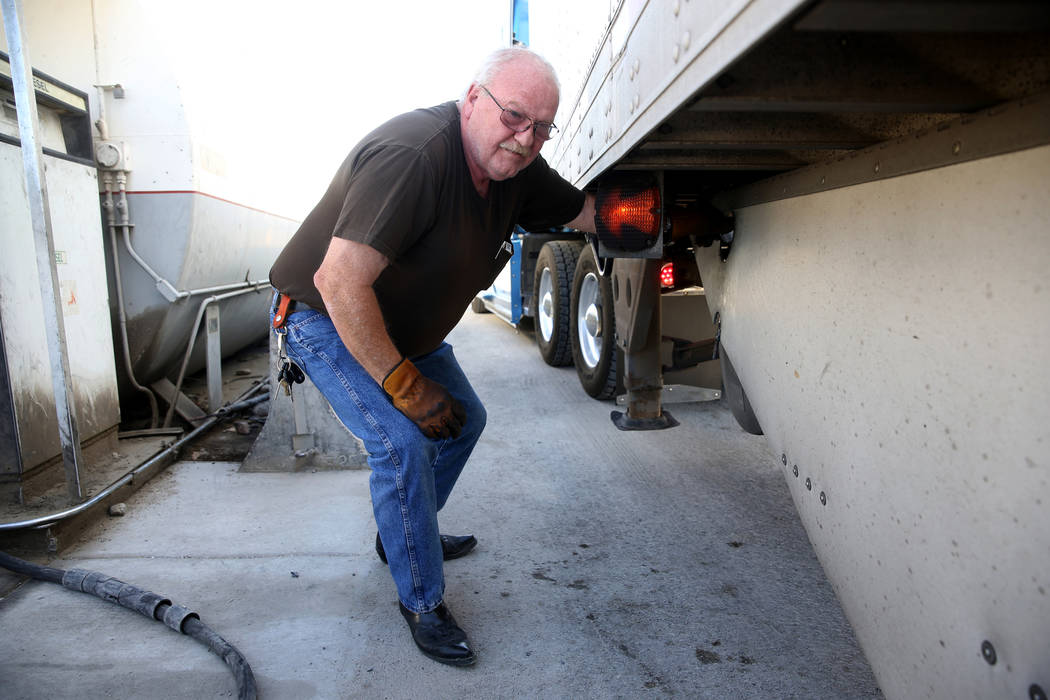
[462, 84, 480, 119]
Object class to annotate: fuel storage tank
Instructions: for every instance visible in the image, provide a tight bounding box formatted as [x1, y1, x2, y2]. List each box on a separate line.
[1, 0, 297, 501]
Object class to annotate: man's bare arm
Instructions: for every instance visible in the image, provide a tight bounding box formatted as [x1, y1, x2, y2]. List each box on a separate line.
[313, 237, 401, 384]
[564, 192, 596, 233]
[313, 236, 466, 439]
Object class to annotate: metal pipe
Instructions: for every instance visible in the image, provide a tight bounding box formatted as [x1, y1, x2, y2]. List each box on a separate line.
[162, 285, 271, 428]
[113, 171, 182, 300]
[180, 279, 273, 297]
[3, 0, 84, 501]
[93, 86, 110, 140]
[114, 173, 268, 302]
[217, 393, 269, 415]
[0, 379, 268, 531]
[120, 223, 269, 299]
[188, 393, 269, 423]
[101, 172, 160, 428]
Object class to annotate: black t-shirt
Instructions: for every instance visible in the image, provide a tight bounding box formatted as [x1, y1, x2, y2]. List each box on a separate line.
[269, 101, 584, 358]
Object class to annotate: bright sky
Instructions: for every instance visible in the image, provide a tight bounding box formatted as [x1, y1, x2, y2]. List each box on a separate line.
[159, 1, 512, 218]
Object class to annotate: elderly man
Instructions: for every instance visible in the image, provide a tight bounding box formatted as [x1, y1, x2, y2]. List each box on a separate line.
[268, 46, 595, 666]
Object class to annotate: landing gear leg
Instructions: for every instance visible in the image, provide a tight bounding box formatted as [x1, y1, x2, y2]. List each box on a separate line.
[610, 258, 678, 431]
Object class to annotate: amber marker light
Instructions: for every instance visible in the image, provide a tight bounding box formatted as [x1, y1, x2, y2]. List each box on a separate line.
[595, 175, 662, 254]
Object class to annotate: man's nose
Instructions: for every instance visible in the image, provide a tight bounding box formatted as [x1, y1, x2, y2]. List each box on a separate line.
[514, 126, 536, 149]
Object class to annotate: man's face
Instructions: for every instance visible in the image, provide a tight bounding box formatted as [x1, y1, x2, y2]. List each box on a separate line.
[461, 60, 559, 185]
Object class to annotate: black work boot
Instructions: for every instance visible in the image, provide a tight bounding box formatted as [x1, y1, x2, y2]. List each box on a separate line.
[376, 533, 478, 564]
[399, 601, 477, 666]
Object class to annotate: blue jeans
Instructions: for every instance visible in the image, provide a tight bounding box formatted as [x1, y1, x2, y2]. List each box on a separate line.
[272, 301, 485, 613]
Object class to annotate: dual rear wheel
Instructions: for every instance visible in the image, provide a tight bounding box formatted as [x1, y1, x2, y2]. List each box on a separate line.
[533, 240, 581, 367]
[531, 241, 759, 429]
[532, 241, 618, 399]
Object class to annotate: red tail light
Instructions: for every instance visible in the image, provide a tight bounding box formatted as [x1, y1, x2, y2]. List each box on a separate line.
[660, 263, 675, 288]
[595, 174, 662, 255]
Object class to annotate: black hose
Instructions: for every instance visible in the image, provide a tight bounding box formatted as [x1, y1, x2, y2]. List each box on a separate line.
[0, 551, 258, 699]
[0, 550, 64, 583]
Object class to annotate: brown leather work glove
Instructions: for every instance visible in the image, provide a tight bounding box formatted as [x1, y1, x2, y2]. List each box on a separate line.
[382, 358, 466, 440]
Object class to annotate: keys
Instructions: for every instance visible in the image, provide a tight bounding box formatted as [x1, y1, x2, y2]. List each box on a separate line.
[274, 330, 304, 395]
[277, 360, 305, 396]
[277, 362, 290, 396]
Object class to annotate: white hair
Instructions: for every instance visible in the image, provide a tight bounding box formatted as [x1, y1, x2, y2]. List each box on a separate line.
[461, 46, 560, 103]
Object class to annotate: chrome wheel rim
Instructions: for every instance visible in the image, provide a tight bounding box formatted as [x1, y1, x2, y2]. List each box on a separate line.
[538, 267, 555, 342]
[577, 272, 602, 368]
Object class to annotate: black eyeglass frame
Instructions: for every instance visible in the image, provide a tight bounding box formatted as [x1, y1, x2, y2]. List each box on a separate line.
[480, 86, 558, 141]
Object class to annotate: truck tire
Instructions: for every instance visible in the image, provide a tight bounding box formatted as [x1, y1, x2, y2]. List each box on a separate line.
[470, 296, 489, 314]
[719, 343, 763, 435]
[533, 240, 584, 366]
[571, 245, 618, 399]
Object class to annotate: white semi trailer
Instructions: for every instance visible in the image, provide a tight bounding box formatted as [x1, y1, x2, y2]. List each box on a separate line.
[521, 1, 1050, 698]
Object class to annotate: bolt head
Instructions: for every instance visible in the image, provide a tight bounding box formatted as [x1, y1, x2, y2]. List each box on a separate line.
[981, 640, 997, 665]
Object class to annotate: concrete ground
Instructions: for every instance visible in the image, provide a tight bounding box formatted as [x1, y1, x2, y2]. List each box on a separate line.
[0, 310, 883, 699]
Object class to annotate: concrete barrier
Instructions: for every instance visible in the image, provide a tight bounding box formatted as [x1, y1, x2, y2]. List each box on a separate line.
[241, 332, 368, 472]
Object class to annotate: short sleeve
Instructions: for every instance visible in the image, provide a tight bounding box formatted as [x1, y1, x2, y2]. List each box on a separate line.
[516, 156, 586, 230]
[332, 145, 438, 261]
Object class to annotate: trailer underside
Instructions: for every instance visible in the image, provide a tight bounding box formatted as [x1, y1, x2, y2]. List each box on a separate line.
[546, 2, 1050, 698]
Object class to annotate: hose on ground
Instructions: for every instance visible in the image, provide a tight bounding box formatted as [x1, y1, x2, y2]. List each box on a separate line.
[0, 551, 258, 699]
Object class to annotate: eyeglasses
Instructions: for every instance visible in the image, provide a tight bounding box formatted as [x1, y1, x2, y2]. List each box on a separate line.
[480, 86, 558, 141]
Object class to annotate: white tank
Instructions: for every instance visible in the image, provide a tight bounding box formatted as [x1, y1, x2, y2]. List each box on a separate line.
[0, 0, 296, 492]
[85, 1, 299, 384]
[6, 1, 300, 382]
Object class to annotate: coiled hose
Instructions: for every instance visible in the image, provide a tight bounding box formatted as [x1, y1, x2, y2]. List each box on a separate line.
[0, 550, 257, 699]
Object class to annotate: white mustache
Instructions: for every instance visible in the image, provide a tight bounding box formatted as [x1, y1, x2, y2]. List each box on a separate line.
[499, 141, 529, 157]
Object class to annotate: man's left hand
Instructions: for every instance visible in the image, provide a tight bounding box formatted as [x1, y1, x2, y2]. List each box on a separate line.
[383, 358, 467, 439]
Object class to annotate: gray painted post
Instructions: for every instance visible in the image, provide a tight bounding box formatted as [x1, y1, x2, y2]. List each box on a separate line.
[205, 304, 223, 412]
[2, 0, 84, 501]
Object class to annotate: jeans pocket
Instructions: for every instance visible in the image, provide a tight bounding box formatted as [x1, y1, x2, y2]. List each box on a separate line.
[286, 310, 338, 356]
[285, 309, 327, 333]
